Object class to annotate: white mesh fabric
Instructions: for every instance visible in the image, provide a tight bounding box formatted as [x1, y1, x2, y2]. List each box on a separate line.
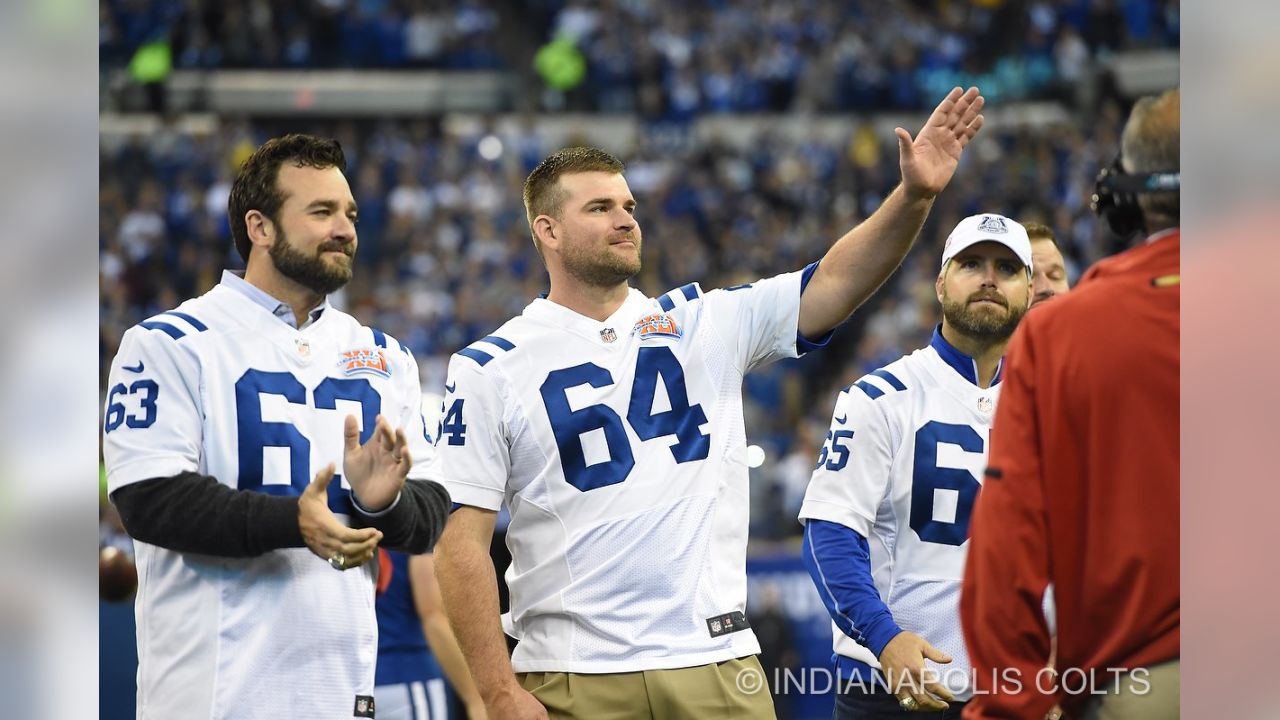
[888, 578, 974, 698]
[563, 495, 714, 661]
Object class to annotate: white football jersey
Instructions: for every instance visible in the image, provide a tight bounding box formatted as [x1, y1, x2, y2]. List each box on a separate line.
[103, 282, 434, 720]
[427, 269, 816, 673]
[799, 331, 1003, 699]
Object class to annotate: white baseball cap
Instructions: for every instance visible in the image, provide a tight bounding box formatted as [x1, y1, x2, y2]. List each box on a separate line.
[940, 213, 1033, 273]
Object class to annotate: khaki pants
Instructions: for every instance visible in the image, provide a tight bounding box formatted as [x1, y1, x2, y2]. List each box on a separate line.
[1081, 660, 1179, 720]
[518, 655, 777, 720]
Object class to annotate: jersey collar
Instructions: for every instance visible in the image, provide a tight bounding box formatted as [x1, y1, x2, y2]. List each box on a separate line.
[523, 288, 650, 338]
[220, 270, 328, 330]
[929, 324, 1003, 387]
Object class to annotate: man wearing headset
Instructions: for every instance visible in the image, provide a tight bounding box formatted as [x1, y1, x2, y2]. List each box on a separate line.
[959, 88, 1179, 720]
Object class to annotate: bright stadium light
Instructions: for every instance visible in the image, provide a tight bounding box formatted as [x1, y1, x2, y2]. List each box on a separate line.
[478, 134, 503, 161]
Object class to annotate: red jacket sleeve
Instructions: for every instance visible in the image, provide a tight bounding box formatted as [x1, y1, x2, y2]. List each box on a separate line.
[961, 319, 1058, 719]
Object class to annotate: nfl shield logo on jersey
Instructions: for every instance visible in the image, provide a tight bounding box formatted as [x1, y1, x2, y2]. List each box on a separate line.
[353, 695, 376, 718]
[599, 327, 618, 343]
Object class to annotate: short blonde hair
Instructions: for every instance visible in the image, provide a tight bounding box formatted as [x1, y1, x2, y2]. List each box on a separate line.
[522, 147, 625, 256]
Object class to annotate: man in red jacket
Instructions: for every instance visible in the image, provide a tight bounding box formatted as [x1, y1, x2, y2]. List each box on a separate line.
[960, 87, 1180, 720]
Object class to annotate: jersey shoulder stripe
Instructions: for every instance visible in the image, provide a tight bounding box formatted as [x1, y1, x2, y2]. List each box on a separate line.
[851, 380, 885, 400]
[138, 309, 211, 341]
[656, 282, 703, 311]
[370, 327, 411, 356]
[849, 365, 910, 401]
[456, 334, 517, 368]
[478, 334, 515, 351]
[870, 368, 907, 391]
[163, 311, 208, 332]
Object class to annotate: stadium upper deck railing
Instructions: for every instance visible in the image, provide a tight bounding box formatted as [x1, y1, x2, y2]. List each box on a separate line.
[102, 49, 1175, 118]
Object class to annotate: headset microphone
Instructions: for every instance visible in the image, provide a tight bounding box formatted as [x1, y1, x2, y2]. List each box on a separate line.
[1091, 154, 1180, 240]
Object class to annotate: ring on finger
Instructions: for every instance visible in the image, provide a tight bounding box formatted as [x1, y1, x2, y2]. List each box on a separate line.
[328, 552, 347, 571]
[899, 695, 919, 711]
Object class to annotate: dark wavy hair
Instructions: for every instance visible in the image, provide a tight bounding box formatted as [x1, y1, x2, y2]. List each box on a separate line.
[227, 133, 347, 262]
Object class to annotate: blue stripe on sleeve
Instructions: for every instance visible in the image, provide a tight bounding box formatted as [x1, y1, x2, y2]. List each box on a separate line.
[853, 380, 884, 400]
[372, 329, 387, 348]
[161, 311, 208, 332]
[480, 335, 515, 351]
[870, 369, 907, 391]
[802, 519, 904, 657]
[798, 260, 821, 293]
[457, 347, 495, 367]
[140, 321, 185, 340]
[679, 283, 699, 301]
[657, 294, 676, 312]
[796, 261, 835, 354]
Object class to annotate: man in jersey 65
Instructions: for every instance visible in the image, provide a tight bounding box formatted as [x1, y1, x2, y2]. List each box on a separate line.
[102, 134, 450, 719]
[431, 86, 986, 720]
[798, 214, 1033, 718]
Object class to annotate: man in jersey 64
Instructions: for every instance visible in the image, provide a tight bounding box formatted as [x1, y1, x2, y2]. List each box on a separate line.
[799, 214, 1033, 718]
[102, 134, 450, 719]
[431, 86, 985, 720]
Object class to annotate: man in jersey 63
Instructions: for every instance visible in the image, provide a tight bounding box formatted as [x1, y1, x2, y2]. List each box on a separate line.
[102, 134, 450, 719]
[798, 214, 1033, 718]
[431, 86, 986, 720]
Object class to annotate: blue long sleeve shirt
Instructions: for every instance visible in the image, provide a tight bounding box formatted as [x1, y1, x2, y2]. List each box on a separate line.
[801, 519, 904, 680]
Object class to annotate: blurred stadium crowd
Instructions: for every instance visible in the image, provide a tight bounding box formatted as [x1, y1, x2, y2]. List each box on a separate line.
[100, 0, 1175, 541]
[100, 0, 506, 70]
[101, 0, 1177, 111]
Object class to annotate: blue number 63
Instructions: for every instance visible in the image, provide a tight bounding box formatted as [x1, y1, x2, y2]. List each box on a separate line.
[104, 380, 159, 433]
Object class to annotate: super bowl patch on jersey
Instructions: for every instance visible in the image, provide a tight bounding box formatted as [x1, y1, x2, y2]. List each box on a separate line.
[338, 348, 391, 379]
[633, 313, 681, 340]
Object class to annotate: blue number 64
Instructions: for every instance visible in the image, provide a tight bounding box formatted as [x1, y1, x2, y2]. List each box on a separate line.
[539, 346, 710, 492]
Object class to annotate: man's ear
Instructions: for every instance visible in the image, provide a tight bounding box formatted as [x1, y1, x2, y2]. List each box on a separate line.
[245, 210, 274, 253]
[533, 215, 559, 252]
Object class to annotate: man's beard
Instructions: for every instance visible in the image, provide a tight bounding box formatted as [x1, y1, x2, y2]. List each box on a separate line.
[560, 234, 642, 288]
[270, 231, 353, 295]
[941, 289, 1027, 341]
